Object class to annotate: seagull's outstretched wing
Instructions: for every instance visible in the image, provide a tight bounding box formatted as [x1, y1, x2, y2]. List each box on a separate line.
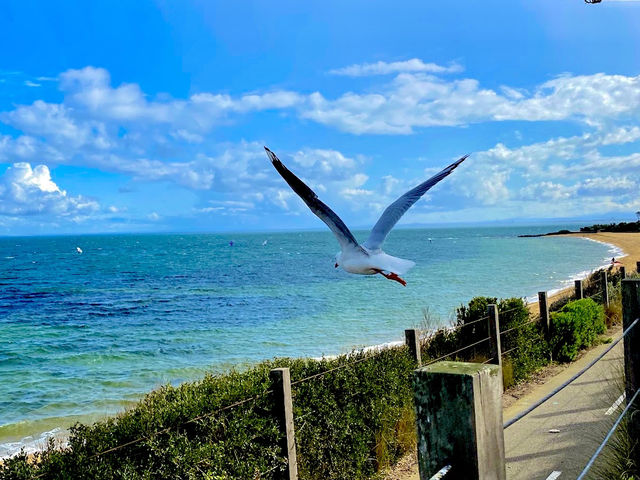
[364, 155, 469, 251]
[265, 147, 362, 253]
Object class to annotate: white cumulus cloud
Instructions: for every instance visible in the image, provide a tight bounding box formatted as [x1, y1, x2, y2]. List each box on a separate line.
[0, 163, 98, 216]
[303, 71, 640, 134]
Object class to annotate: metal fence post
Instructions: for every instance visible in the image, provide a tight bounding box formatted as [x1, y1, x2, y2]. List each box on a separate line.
[270, 368, 298, 480]
[602, 270, 610, 306]
[575, 279, 584, 300]
[413, 361, 506, 480]
[621, 266, 627, 280]
[637, 261, 640, 274]
[405, 328, 422, 366]
[487, 305, 502, 371]
[622, 279, 640, 466]
[538, 291, 550, 340]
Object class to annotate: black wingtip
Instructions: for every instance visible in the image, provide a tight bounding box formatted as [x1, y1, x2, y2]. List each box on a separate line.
[264, 146, 279, 164]
[451, 153, 470, 169]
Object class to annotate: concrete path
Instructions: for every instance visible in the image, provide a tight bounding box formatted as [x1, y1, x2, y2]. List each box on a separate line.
[503, 341, 625, 480]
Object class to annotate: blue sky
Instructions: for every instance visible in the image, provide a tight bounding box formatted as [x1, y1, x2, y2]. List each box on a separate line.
[1, 1, 640, 235]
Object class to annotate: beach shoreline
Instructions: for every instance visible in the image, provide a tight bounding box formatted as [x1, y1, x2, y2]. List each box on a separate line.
[535, 232, 638, 313]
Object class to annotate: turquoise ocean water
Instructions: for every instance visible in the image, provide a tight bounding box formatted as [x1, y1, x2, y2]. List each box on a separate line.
[0, 225, 622, 456]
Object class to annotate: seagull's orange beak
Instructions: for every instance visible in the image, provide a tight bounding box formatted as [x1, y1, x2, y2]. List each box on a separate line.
[334, 263, 339, 268]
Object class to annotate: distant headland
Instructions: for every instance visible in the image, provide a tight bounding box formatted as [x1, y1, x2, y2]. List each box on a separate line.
[519, 220, 640, 237]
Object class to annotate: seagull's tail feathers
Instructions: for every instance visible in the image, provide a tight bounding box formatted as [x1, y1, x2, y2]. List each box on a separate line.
[377, 253, 416, 275]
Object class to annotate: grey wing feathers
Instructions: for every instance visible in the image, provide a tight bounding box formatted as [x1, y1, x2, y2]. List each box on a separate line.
[265, 147, 362, 252]
[364, 154, 469, 250]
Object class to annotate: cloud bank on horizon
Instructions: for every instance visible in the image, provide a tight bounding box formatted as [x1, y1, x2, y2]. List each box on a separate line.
[0, 2, 639, 235]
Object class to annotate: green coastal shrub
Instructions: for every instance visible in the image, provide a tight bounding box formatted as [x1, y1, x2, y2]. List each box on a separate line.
[288, 348, 415, 479]
[497, 297, 549, 382]
[0, 348, 415, 480]
[421, 296, 549, 384]
[550, 298, 606, 362]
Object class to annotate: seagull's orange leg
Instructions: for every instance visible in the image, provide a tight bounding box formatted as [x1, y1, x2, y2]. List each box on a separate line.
[386, 272, 407, 286]
[374, 269, 407, 287]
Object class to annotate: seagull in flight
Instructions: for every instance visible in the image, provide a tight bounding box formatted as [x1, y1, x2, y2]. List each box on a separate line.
[265, 147, 468, 286]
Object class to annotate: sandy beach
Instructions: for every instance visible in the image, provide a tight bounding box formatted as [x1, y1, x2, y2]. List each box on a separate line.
[525, 232, 639, 317]
[556, 232, 639, 295]
[566, 232, 639, 271]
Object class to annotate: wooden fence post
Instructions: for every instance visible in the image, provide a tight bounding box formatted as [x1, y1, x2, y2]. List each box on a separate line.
[602, 270, 610, 306]
[405, 328, 422, 366]
[622, 279, 640, 467]
[621, 266, 627, 280]
[270, 368, 298, 480]
[538, 291, 550, 340]
[413, 362, 506, 480]
[575, 279, 584, 300]
[487, 305, 502, 370]
[637, 261, 640, 274]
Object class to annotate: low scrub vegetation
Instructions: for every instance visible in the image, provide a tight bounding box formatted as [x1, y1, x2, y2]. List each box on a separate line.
[550, 298, 606, 361]
[1, 347, 416, 480]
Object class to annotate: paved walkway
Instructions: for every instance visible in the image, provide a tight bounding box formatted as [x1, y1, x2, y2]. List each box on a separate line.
[504, 341, 625, 480]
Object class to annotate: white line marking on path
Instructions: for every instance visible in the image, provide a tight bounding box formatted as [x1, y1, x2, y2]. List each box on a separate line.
[545, 471, 562, 480]
[606, 393, 626, 415]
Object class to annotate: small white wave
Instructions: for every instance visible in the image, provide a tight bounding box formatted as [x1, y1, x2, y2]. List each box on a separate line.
[526, 237, 627, 305]
[0, 427, 67, 459]
[361, 340, 405, 353]
[581, 237, 627, 260]
[312, 339, 405, 361]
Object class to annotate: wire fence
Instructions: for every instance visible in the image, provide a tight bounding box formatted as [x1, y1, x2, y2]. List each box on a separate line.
[290, 353, 375, 387]
[31, 386, 277, 479]
[106, 392, 271, 460]
[500, 304, 529, 317]
[419, 314, 490, 340]
[424, 337, 491, 366]
[47, 324, 501, 473]
[429, 464, 452, 479]
[500, 346, 518, 357]
[504, 317, 639, 429]
[499, 315, 540, 336]
[584, 290, 603, 301]
[576, 387, 640, 480]
[451, 314, 490, 330]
